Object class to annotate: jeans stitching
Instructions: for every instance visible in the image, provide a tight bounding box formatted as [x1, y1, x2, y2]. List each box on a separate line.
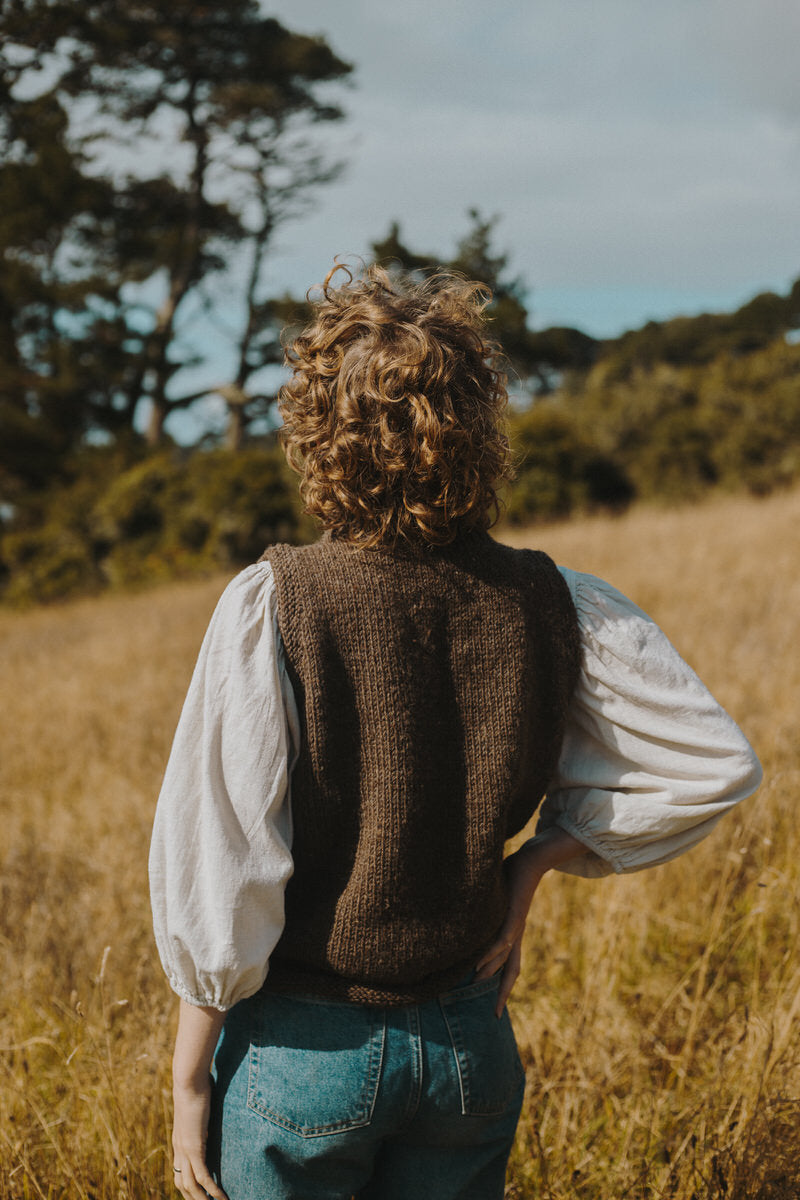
[440, 995, 522, 1117]
[246, 1012, 387, 1137]
[439, 1000, 469, 1116]
[439, 975, 502, 1003]
[399, 1005, 424, 1128]
[364, 1011, 387, 1127]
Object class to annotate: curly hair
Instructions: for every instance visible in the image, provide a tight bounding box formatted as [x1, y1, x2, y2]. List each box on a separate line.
[278, 262, 513, 548]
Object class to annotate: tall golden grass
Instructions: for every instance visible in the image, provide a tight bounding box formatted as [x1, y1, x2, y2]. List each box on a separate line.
[1, 488, 797, 1199]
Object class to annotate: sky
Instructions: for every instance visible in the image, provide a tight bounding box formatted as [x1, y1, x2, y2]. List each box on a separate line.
[255, 0, 800, 338]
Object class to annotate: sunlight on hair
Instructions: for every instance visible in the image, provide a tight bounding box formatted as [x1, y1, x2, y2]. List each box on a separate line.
[278, 261, 512, 547]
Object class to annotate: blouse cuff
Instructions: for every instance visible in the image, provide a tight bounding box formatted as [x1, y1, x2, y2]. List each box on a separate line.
[166, 973, 233, 1013]
[535, 809, 618, 878]
[164, 963, 271, 1012]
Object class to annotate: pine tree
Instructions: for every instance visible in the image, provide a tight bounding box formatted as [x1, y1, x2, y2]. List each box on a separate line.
[371, 210, 598, 398]
[0, 1, 352, 472]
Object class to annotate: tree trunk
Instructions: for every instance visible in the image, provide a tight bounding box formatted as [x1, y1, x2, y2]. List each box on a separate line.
[145, 396, 167, 446]
[225, 402, 245, 452]
[220, 383, 249, 452]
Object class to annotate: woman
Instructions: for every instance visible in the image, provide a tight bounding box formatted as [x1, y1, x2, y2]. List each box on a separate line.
[150, 265, 761, 1200]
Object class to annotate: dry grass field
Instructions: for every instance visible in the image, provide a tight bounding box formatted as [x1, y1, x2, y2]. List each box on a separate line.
[1, 487, 798, 1199]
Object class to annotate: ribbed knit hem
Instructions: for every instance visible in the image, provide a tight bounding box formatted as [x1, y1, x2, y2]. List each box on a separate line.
[262, 958, 478, 1007]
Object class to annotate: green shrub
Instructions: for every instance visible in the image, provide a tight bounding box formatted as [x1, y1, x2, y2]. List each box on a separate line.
[176, 447, 302, 564]
[91, 455, 175, 544]
[91, 446, 304, 588]
[627, 408, 718, 500]
[1, 444, 305, 604]
[1, 525, 101, 605]
[506, 404, 634, 523]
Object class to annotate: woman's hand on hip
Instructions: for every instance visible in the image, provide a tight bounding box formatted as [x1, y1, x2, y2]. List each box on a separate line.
[475, 827, 586, 1016]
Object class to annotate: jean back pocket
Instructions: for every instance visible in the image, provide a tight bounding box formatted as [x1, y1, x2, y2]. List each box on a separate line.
[439, 978, 525, 1116]
[246, 993, 386, 1138]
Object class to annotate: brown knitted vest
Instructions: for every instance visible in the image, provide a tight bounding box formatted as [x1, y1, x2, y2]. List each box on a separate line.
[260, 532, 580, 1005]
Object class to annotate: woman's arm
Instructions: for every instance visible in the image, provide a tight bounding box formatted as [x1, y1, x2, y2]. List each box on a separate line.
[538, 568, 762, 877]
[171, 1001, 228, 1200]
[475, 827, 586, 1016]
[149, 563, 299, 1196]
[476, 568, 762, 1017]
[149, 563, 296, 1013]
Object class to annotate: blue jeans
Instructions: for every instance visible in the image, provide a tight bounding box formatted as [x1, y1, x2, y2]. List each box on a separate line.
[208, 974, 525, 1199]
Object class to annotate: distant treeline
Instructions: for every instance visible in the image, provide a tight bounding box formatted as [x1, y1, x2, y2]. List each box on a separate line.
[2, 5, 799, 603]
[508, 300, 800, 524]
[2, 202, 799, 605]
[3, 288, 799, 605]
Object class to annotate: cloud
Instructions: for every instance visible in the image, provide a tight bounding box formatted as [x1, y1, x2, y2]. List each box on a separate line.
[699, 0, 800, 119]
[260, 0, 800, 332]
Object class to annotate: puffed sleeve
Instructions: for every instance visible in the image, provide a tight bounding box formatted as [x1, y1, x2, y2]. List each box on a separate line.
[149, 561, 298, 1009]
[536, 568, 762, 878]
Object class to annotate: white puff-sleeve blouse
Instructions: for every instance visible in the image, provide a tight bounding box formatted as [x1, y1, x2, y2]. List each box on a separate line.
[148, 560, 762, 1010]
